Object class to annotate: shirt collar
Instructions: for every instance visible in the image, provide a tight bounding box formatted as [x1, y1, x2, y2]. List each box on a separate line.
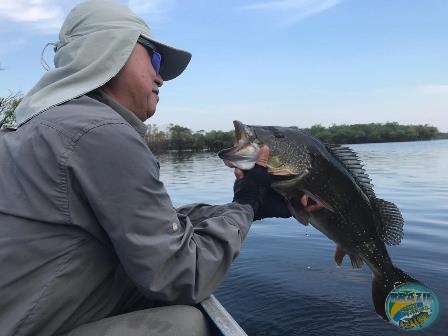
[88, 89, 148, 138]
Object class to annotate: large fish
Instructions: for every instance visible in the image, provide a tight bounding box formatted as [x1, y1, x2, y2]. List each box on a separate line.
[218, 120, 422, 320]
[398, 311, 431, 329]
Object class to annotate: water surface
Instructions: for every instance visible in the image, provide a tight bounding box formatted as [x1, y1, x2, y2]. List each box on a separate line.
[158, 140, 448, 335]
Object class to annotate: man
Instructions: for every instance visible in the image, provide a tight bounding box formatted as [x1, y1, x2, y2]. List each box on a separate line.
[0, 1, 301, 335]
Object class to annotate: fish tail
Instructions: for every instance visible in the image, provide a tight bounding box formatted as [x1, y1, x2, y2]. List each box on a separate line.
[372, 266, 421, 320]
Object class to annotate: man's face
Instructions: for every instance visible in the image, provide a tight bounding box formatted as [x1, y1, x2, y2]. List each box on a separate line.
[103, 43, 163, 121]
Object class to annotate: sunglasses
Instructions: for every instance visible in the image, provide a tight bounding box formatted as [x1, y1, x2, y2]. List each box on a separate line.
[137, 36, 162, 75]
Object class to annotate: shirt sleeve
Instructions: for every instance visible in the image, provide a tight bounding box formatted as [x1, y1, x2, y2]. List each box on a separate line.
[66, 122, 254, 304]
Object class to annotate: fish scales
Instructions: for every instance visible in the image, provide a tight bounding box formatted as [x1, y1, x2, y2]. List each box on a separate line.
[268, 137, 311, 174]
[218, 120, 423, 321]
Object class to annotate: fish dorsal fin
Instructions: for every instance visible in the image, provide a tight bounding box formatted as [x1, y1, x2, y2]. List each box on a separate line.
[372, 197, 404, 245]
[325, 144, 375, 198]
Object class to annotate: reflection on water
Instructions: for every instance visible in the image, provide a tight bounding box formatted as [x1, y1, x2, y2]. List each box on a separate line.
[158, 151, 235, 206]
[158, 140, 448, 336]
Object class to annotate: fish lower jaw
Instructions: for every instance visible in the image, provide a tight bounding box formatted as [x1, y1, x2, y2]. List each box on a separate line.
[236, 161, 256, 170]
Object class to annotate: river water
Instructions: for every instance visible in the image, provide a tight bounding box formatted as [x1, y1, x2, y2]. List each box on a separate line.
[157, 140, 447, 336]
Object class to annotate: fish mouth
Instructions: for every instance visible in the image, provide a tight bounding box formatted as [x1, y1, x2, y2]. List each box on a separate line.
[217, 121, 260, 170]
[219, 121, 300, 176]
[233, 120, 247, 143]
[233, 120, 258, 144]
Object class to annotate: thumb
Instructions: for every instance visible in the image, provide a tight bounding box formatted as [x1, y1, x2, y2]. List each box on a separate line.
[256, 145, 270, 167]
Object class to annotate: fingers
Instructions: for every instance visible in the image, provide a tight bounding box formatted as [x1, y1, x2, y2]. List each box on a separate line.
[235, 145, 269, 180]
[256, 145, 270, 167]
[234, 168, 244, 180]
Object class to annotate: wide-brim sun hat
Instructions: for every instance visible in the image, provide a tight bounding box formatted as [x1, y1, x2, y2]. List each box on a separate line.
[11, 0, 192, 128]
[140, 33, 192, 81]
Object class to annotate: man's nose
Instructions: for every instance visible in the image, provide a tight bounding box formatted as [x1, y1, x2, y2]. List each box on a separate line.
[155, 74, 163, 88]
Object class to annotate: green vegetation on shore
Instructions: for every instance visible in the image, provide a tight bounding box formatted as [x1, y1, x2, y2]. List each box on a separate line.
[145, 122, 441, 153]
[0, 92, 21, 128]
[0, 94, 443, 152]
[145, 124, 234, 153]
[435, 132, 448, 140]
[302, 122, 439, 144]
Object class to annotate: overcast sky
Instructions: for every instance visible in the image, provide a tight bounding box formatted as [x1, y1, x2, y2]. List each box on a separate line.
[1, 0, 447, 131]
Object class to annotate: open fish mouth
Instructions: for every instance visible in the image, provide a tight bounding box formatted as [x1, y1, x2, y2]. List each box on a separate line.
[231, 120, 258, 146]
[217, 121, 260, 170]
[220, 121, 301, 176]
[233, 121, 252, 143]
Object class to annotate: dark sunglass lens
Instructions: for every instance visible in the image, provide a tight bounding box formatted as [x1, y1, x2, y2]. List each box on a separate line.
[152, 52, 162, 74]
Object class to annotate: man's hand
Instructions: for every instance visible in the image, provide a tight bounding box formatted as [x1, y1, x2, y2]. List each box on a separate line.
[233, 144, 269, 179]
[233, 146, 291, 220]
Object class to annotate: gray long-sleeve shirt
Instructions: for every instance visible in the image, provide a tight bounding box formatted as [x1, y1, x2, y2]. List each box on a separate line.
[0, 91, 253, 336]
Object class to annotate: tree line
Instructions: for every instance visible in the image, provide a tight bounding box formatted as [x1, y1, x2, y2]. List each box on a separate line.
[0, 93, 443, 152]
[145, 124, 234, 153]
[302, 122, 440, 144]
[144, 122, 441, 153]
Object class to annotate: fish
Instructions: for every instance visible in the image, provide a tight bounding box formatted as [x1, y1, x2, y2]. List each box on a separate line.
[398, 311, 431, 329]
[218, 120, 423, 320]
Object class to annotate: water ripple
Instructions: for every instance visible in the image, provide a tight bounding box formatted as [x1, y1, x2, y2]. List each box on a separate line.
[159, 140, 448, 335]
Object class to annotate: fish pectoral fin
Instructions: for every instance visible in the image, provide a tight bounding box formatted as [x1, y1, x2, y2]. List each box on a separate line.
[270, 170, 334, 212]
[301, 190, 335, 213]
[286, 199, 310, 226]
[270, 170, 335, 221]
[294, 210, 310, 226]
[271, 172, 312, 226]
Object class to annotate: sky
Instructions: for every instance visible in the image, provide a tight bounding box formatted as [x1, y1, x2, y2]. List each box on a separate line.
[1, 0, 447, 132]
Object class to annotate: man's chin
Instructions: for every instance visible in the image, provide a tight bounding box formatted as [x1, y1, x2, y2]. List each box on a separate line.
[145, 109, 156, 120]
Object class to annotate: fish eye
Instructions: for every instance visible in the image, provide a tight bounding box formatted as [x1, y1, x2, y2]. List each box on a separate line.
[270, 127, 285, 138]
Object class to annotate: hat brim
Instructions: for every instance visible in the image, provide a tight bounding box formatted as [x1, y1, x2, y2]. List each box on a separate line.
[141, 33, 192, 81]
